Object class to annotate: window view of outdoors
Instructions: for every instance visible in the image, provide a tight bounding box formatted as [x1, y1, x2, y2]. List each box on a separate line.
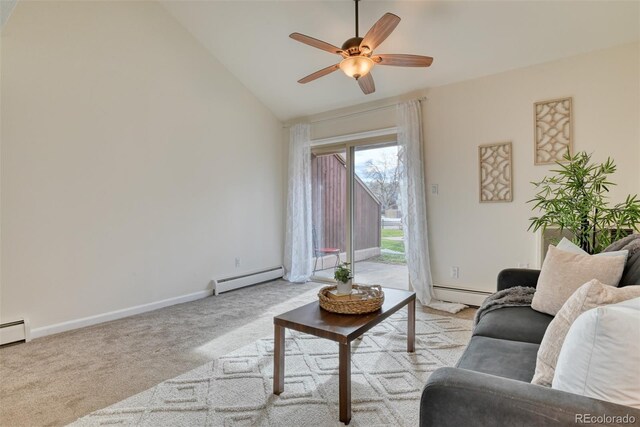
[312, 144, 409, 290]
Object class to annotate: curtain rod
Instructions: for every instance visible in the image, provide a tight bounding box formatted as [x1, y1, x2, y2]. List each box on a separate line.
[283, 96, 427, 129]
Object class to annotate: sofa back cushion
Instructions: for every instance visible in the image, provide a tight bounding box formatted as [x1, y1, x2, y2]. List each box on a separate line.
[618, 251, 640, 286]
[603, 234, 640, 287]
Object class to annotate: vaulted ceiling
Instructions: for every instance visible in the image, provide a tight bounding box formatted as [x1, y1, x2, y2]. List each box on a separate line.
[163, 1, 639, 121]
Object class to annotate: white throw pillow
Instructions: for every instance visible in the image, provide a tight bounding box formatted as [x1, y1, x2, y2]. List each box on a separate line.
[552, 297, 640, 408]
[532, 280, 640, 386]
[556, 237, 629, 259]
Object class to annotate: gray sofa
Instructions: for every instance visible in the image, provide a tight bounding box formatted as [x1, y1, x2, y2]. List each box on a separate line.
[420, 266, 640, 426]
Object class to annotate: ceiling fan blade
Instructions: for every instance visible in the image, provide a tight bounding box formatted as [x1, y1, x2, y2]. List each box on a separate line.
[290, 33, 345, 56]
[372, 54, 433, 67]
[359, 13, 401, 53]
[358, 73, 375, 95]
[298, 64, 340, 84]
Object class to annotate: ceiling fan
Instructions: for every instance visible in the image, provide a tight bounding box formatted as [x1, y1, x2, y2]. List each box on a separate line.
[290, 0, 433, 95]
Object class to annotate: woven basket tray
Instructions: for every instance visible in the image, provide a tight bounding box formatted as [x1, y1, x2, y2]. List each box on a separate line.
[318, 284, 384, 314]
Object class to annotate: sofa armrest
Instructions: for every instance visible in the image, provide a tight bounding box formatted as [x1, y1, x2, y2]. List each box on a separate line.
[497, 268, 541, 291]
[420, 368, 640, 427]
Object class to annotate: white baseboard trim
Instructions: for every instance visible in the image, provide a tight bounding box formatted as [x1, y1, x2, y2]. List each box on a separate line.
[433, 285, 491, 307]
[30, 289, 212, 340]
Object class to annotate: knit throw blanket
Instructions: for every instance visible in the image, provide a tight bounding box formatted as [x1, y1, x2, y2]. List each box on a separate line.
[603, 233, 640, 255]
[474, 286, 536, 326]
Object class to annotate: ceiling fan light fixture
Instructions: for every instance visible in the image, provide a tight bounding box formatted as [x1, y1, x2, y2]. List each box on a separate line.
[291, 1, 432, 94]
[339, 56, 374, 79]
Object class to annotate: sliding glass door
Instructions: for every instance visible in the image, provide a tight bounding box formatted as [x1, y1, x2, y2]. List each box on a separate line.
[310, 150, 347, 281]
[311, 142, 408, 290]
[352, 144, 407, 289]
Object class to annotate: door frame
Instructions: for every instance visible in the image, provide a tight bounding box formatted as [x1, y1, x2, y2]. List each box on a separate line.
[310, 129, 398, 283]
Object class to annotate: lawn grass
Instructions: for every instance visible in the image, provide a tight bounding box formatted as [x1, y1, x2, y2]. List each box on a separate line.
[370, 254, 407, 265]
[381, 239, 405, 252]
[381, 229, 403, 238]
[381, 227, 405, 253]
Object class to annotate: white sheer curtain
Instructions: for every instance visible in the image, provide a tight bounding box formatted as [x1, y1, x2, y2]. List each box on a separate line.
[397, 100, 467, 312]
[283, 123, 313, 283]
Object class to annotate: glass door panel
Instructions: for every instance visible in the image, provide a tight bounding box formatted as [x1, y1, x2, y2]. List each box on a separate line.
[352, 144, 408, 290]
[310, 150, 347, 281]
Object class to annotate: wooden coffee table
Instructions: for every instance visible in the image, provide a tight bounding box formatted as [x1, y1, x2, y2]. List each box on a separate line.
[273, 287, 416, 425]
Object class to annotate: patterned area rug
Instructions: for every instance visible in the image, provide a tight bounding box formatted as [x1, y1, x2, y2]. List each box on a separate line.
[71, 310, 472, 426]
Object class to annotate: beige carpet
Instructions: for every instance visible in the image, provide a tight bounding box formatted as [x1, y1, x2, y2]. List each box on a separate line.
[0, 280, 476, 427]
[71, 310, 472, 426]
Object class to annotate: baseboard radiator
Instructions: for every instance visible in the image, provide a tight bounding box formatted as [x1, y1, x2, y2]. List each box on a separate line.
[213, 266, 284, 295]
[0, 319, 30, 346]
[433, 285, 491, 307]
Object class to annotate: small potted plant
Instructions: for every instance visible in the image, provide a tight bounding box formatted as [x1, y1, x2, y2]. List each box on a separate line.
[334, 263, 353, 295]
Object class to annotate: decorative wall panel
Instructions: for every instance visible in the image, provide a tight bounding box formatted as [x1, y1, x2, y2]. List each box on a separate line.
[479, 142, 513, 203]
[534, 97, 573, 165]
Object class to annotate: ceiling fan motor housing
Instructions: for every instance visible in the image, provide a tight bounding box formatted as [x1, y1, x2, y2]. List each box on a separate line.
[341, 37, 365, 56]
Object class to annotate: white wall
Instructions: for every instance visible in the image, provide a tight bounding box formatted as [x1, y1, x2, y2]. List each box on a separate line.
[301, 43, 640, 296]
[0, 1, 284, 332]
[426, 42, 639, 293]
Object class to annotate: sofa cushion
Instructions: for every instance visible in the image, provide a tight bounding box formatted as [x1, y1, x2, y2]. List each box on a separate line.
[553, 298, 640, 408]
[473, 306, 553, 344]
[531, 245, 627, 315]
[620, 251, 640, 287]
[603, 233, 640, 287]
[557, 237, 629, 259]
[456, 336, 539, 382]
[532, 280, 640, 387]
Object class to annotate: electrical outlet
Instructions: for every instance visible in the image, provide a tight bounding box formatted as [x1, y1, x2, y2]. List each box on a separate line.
[235, 257, 241, 268]
[431, 184, 439, 195]
[450, 266, 459, 279]
[517, 262, 530, 268]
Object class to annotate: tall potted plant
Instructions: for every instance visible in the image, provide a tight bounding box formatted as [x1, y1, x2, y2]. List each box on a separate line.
[528, 152, 640, 254]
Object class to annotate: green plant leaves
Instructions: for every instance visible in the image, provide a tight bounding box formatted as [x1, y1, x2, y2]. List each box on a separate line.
[334, 262, 353, 283]
[528, 151, 640, 253]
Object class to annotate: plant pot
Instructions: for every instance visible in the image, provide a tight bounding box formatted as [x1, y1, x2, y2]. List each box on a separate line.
[336, 279, 352, 295]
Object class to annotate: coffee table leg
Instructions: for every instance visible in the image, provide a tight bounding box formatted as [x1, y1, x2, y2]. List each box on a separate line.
[408, 299, 415, 353]
[339, 341, 351, 424]
[273, 324, 285, 395]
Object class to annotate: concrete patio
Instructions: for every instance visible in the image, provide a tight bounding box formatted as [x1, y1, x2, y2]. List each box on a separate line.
[313, 260, 409, 291]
